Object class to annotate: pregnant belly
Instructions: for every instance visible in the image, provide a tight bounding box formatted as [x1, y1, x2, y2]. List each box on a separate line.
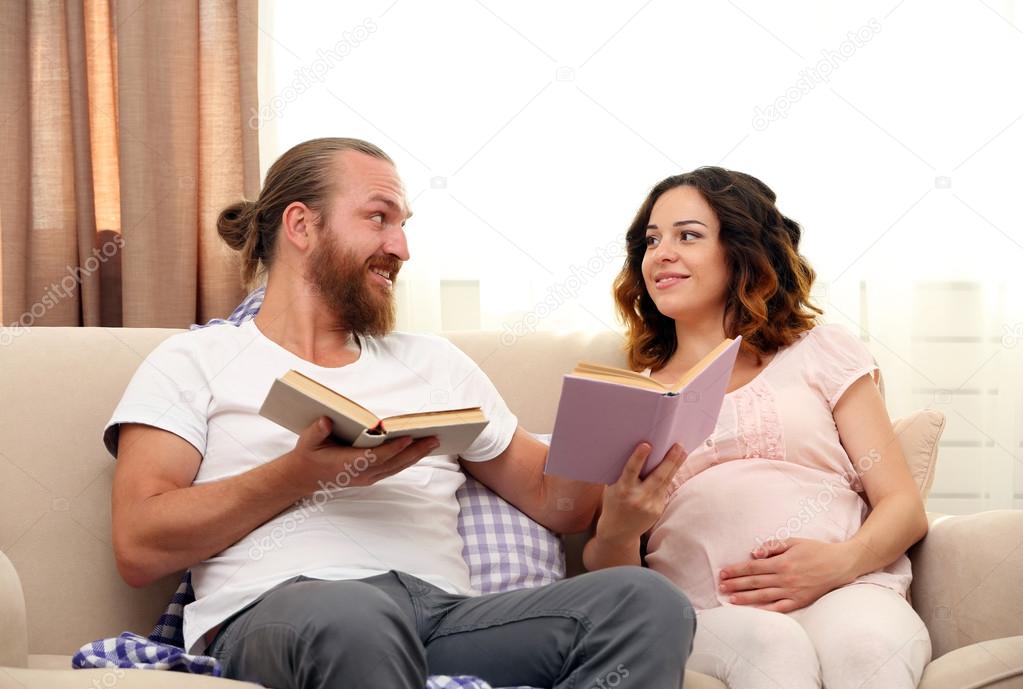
[645, 458, 868, 610]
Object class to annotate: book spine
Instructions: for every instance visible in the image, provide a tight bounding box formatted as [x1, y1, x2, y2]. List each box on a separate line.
[641, 394, 680, 477]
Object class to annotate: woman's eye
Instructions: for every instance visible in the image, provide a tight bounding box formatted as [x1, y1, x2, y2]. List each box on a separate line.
[681, 230, 700, 241]
[645, 235, 659, 247]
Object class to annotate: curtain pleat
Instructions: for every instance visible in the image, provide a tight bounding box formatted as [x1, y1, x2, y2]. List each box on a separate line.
[1, 0, 258, 329]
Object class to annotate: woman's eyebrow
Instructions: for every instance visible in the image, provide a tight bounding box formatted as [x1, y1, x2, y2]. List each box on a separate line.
[646, 219, 708, 230]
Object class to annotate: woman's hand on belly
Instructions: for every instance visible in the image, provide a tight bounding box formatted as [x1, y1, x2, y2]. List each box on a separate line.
[718, 537, 859, 612]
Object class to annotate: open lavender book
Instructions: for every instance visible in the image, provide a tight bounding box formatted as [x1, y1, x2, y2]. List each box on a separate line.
[544, 336, 742, 484]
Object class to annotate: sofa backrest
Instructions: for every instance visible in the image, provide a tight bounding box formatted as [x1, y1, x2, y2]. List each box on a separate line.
[0, 326, 626, 654]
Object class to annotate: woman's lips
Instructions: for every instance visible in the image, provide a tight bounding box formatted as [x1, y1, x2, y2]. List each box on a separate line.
[654, 275, 690, 290]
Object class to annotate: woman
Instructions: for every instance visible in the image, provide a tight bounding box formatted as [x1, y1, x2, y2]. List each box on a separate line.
[583, 168, 932, 689]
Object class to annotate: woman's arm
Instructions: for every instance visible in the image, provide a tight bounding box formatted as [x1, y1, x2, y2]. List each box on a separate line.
[582, 442, 686, 570]
[720, 373, 929, 611]
[832, 372, 930, 570]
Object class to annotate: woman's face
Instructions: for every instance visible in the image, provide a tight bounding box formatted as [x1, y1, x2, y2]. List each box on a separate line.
[641, 185, 730, 323]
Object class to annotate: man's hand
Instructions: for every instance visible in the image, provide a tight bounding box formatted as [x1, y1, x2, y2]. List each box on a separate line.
[718, 538, 859, 612]
[286, 417, 439, 491]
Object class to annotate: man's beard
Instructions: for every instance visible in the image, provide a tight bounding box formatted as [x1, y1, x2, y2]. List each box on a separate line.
[307, 230, 400, 337]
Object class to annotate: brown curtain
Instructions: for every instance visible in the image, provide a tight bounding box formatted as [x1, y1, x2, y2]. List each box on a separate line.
[0, 0, 259, 329]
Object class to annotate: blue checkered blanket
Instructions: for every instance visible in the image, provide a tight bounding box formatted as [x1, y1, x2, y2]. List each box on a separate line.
[72, 572, 532, 688]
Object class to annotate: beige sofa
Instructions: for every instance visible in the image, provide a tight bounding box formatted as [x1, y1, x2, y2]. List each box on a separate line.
[1, 327, 1021, 689]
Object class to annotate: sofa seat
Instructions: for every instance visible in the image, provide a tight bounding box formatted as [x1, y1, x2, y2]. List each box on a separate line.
[1, 327, 1020, 689]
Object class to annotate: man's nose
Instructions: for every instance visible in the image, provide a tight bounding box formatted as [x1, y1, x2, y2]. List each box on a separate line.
[384, 226, 410, 261]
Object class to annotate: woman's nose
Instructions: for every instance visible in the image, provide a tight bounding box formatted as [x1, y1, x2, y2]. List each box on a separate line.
[653, 242, 678, 262]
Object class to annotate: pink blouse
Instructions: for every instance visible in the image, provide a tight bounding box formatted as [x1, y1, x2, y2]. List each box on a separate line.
[644, 324, 912, 611]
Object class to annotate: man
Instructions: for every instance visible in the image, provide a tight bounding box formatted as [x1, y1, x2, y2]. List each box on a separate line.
[106, 137, 693, 689]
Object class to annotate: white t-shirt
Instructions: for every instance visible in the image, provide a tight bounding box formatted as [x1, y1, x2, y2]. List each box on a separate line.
[103, 319, 518, 652]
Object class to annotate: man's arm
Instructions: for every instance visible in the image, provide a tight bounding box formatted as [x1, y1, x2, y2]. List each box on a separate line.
[459, 427, 603, 534]
[112, 418, 436, 588]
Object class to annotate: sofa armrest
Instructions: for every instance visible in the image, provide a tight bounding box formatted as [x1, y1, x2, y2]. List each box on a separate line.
[910, 510, 1023, 659]
[0, 549, 28, 668]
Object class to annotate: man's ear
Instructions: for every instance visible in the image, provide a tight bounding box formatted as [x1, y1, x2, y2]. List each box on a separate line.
[280, 201, 316, 252]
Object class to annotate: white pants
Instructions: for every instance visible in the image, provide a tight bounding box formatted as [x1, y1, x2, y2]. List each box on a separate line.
[689, 584, 931, 689]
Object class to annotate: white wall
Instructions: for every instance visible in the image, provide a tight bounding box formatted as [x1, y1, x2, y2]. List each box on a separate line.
[256, 0, 1023, 513]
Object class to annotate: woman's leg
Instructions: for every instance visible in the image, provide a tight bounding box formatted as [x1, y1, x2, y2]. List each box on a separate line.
[690, 604, 821, 689]
[788, 584, 931, 689]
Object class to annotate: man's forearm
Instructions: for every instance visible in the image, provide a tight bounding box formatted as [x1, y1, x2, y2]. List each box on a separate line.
[114, 451, 309, 587]
[536, 475, 603, 534]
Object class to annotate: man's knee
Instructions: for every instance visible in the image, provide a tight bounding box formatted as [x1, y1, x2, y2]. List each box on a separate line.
[585, 567, 696, 647]
[588, 566, 694, 609]
[293, 580, 410, 632]
[224, 579, 427, 687]
[255, 579, 422, 658]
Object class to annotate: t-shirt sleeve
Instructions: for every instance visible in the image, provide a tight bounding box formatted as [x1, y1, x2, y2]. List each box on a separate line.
[805, 324, 880, 411]
[102, 334, 211, 458]
[441, 342, 519, 462]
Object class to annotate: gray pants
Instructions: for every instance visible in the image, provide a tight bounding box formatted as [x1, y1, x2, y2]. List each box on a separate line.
[208, 566, 695, 689]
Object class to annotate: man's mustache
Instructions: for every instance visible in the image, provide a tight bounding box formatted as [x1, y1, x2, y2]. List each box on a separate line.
[366, 256, 402, 280]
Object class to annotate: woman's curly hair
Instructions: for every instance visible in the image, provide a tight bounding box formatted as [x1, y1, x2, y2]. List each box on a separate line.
[613, 167, 823, 371]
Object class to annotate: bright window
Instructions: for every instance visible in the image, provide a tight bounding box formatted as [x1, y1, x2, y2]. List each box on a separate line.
[259, 0, 1023, 513]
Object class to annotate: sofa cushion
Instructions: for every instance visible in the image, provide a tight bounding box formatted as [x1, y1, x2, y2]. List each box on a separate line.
[892, 409, 945, 499]
[2, 666, 261, 688]
[917, 636, 1023, 689]
[910, 510, 1023, 659]
[459, 471, 565, 594]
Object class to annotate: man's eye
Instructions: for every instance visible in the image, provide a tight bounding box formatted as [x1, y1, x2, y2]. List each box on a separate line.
[370, 213, 384, 223]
